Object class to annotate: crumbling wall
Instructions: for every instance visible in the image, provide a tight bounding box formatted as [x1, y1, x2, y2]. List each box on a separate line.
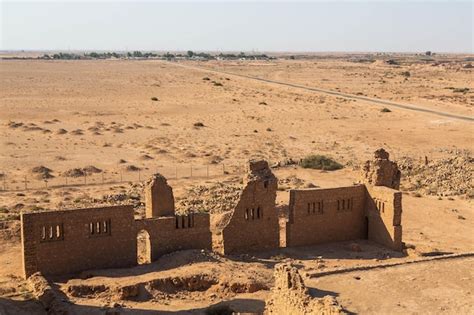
[361, 148, 401, 189]
[145, 173, 175, 218]
[27, 272, 70, 314]
[265, 263, 345, 315]
[21, 206, 136, 279]
[220, 160, 279, 254]
[135, 213, 212, 260]
[365, 186, 403, 251]
[286, 185, 367, 247]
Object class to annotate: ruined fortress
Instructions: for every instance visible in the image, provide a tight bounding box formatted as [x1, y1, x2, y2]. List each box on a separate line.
[21, 149, 403, 279]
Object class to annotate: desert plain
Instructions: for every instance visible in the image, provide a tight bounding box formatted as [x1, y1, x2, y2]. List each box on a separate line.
[0, 54, 473, 314]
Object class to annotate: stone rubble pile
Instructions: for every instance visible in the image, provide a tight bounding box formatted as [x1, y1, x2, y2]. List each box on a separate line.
[398, 149, 473, 197]
[175, 182, 242, 214]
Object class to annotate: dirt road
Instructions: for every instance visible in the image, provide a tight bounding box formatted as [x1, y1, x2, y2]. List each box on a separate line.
[174, 62, 474, 122]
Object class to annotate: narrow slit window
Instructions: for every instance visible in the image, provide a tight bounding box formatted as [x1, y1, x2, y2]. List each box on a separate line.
[103, 221, 108, 233]
[181, 216, 185, 228]
[188, 215, 192, 228]
[89, 222, 94, 234]
[175, 217, 179, 229]
[49, 226, 53, 239]
[342, 199, 345, 210]
[245, 209, 249, 220]
[96, 222, 101, 234]
[251, 208, 255, 219]
[56, 225, 61, 238]
[41, 226, 46, 240]
[307, 203, 311, 214]
[312, 202, 316, 213]
[382, 202, 385, 213]
[337, 200, 340, 211]
[257, 207, 260, 219]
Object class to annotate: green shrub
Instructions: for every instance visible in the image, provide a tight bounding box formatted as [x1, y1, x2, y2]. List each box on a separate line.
[300, 155, 343, 171]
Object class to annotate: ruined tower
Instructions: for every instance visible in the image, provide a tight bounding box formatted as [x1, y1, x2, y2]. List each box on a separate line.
[361, 148, 401, 189]
[219, 159, 280, 254]
[145, 173, 175, 218]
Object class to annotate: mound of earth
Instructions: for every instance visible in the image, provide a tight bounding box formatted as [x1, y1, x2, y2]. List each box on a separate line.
[31, 166, 54, 180]
[63, 166, 102, 177]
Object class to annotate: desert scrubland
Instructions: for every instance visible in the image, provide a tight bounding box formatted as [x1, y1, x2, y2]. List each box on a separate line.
[0, 55, 473, 314]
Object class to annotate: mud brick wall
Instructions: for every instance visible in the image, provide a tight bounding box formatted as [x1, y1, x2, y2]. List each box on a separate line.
[286, 185, 367, 247]
[145, 174, 175, 218]
[221, 175, 279, 254]
[365, 186, 403, 251]
[21, 206, 136, 278]
[135, 213, 212, 260]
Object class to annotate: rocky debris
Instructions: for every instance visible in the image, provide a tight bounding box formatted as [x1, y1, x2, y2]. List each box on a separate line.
[278, 175, 309, 190]
[271, 157, 298, 168]
[31, 166, 54, 180]
[27, 272, 70, 314]
[398, 149, 473, 197]
[67, 283, 108, 298]
[265, 263, 346, 314]
[0, 220, 21, 241]
[361, 148, 401, 189]
[175, 182, 242, 215]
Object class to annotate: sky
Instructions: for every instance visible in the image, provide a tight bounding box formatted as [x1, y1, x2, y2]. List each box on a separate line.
[1, 1, 473, 53]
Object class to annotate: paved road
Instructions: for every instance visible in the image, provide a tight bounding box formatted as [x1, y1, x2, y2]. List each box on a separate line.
[172, 62, 473, 122]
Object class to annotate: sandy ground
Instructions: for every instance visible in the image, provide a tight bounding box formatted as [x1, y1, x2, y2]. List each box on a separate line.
[309, 257, 474, 314]
[0, 55, 473, 313]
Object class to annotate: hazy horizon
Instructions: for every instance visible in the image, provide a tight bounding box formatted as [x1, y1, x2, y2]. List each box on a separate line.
[1, 1, 473, 53]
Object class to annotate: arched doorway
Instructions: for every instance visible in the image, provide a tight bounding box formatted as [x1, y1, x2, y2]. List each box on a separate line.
[137, 230, 151, 264]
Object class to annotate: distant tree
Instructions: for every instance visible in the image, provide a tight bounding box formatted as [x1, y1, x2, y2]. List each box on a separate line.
[187, 50, 194, 58]
[425, 51, 432, 56]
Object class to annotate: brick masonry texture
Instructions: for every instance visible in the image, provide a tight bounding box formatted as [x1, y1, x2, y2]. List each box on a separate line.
[21, 151, 403, 279]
